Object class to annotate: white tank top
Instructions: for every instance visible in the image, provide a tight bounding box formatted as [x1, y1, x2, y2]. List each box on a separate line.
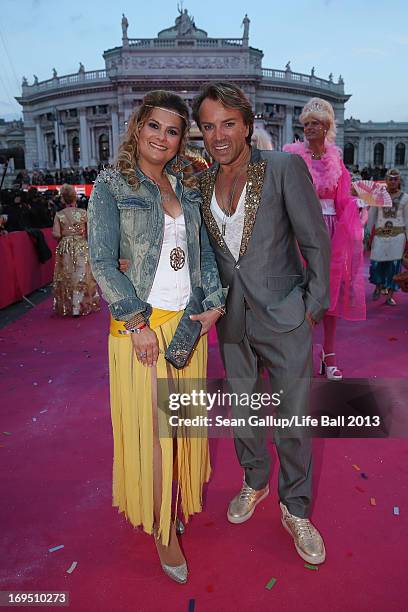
[147, 213, 191, 310]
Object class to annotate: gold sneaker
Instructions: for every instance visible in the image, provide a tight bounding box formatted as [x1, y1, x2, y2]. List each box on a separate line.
[280, 502, 326, 564]
[227, 481, 269, 524]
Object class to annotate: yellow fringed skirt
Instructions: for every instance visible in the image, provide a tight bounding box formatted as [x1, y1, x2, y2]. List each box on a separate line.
[108, 309, 210, 545]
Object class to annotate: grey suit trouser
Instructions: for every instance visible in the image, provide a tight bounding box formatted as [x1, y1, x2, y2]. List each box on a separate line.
[220, 305, 313, 518]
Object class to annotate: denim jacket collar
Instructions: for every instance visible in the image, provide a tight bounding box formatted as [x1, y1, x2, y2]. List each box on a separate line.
[133, 157, 191, 185]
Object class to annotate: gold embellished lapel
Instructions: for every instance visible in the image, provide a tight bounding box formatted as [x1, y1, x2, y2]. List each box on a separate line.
[239, 160, 267, 258]
[199, 168, 227, 252]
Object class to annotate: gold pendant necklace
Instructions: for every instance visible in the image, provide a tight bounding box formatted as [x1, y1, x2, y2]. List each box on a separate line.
[156, 176, 186, 270]
[168, 209, 185, 271]
[170, 245, 185, 270]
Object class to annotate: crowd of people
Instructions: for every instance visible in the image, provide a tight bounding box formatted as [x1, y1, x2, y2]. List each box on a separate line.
[14, 167, 99, 187]
[0, 187, 88, 234]
[350, 165, 389, 181]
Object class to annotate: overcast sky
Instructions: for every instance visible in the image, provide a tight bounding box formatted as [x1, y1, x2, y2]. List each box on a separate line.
[0, 0, 406, 123]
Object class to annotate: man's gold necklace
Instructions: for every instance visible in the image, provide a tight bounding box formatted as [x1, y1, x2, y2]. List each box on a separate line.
[217, 153, 250, 236]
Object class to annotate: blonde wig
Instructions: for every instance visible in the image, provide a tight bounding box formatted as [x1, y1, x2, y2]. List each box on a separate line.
[300, 97, 337, 143]
[116, 90, 190, 188]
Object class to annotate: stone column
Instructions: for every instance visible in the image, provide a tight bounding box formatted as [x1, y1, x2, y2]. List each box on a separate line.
[111, 109, 120, 156]
[79, 109, 90, 167]
[366, 138, 372, 166]
[53, 116, 62, 170]
[354, 138, 361, 170]
[61, 129, 69, 168]
[35, 121, 45, 168]
[108, 127, 113, 163]
[284, 106, 293, 145]
[386, 138, 394, 167]
[90, 127, 97, 166]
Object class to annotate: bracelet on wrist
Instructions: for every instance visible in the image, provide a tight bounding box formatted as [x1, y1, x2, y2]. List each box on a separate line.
[124, 312, 146, 331]
[118, 322, 148, 335]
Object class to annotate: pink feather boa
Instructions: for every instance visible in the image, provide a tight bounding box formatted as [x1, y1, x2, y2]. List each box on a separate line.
[283, 141, 342, 194]
[283, 141, 366, 321]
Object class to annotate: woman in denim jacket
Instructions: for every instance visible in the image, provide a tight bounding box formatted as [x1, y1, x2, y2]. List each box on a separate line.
[88, 91, 225, 584]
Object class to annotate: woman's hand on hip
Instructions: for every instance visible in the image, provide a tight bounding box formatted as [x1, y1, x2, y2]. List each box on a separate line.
[131, 327, 159, 367]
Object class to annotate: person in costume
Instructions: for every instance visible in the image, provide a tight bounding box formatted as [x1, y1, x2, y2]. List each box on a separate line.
[368, 168, 408, 305]
[284, 98, 366, 380]
[87, 90, 225, 584]
[52, 183, 99, 316]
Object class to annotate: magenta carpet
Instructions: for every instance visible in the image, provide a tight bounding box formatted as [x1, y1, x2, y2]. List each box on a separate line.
[1, 280, 408, 611]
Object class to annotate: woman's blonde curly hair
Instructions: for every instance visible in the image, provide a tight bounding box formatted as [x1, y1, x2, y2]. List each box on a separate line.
[116, 90, 191, 189]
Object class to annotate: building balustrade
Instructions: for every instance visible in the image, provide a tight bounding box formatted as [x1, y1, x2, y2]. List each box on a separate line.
[23, 70, 108, 93]
[262, 68, 343, 92]
[127, 37, 243, 48]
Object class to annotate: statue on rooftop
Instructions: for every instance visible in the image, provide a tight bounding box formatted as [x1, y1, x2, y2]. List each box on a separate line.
[52, 67, 58, 78]
[122, 13, 129, 39]
[242, 14, 250, 39]
[33, 74, 39, 85]
[78, 62, 85, 74]
[285, 61, 291, 72]
[176, 5, 194, 36]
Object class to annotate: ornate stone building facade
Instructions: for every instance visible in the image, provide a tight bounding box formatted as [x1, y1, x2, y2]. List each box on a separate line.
[17, 11, 348, 171]
[344, 118, 408, 177]
[16, 9, 408, 182]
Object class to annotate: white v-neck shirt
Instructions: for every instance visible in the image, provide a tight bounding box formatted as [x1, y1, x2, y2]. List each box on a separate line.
[210, 185, 246, 261]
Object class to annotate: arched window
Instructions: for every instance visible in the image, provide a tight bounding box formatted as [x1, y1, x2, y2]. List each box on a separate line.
[374, 143, 384, 166]
[344, 143, 355, 166]
[395, 143, 406, 166]
[72, 136, 80, 164]
[98, 133, 109, 162]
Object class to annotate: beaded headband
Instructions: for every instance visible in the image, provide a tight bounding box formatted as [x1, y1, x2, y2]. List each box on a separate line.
[145, 105, 188, 124]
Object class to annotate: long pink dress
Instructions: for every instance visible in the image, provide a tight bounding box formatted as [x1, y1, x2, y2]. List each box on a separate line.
[283, 142, 366, 321]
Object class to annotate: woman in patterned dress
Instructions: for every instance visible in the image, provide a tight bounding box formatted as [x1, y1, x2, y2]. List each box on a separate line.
[52, 184, 99, 316]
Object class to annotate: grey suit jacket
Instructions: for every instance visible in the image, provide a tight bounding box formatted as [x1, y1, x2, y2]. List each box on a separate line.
[199, 147, 331, 344]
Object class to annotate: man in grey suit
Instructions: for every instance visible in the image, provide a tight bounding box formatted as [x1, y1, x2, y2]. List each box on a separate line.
[191, 82, 331, 564]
